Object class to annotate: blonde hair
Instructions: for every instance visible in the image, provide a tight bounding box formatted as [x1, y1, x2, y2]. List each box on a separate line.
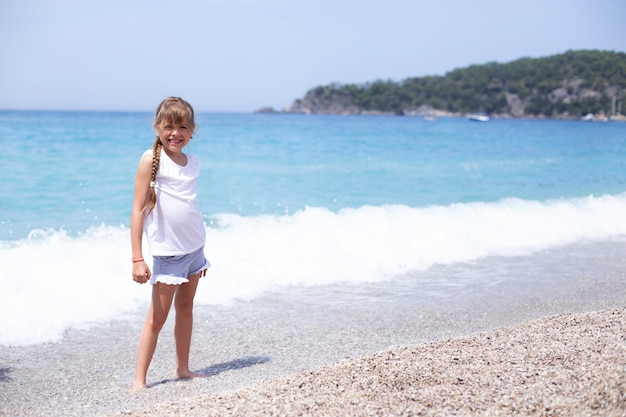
[142, 97, 196, 215]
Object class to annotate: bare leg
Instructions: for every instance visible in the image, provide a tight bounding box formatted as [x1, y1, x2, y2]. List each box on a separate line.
[132, 283, 176, 390]
[173, 272, 206, 379]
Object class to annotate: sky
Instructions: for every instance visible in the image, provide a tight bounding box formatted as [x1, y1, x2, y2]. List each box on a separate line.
[1, 0, 625, 113]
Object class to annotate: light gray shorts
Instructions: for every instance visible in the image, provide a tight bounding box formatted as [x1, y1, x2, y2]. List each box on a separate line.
[150, 246, 210, 285]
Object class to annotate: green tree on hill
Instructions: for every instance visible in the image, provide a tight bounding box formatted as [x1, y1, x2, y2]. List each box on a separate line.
[287, 50, 626, 118]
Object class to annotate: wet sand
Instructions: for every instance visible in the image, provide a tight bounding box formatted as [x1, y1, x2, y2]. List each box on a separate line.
[1, 243, 626, 417]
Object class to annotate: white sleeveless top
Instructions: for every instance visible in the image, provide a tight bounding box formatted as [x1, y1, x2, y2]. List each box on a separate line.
[143, 149, 206, 256]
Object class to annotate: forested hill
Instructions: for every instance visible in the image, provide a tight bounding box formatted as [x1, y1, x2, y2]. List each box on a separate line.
[283, 50, 626, 119]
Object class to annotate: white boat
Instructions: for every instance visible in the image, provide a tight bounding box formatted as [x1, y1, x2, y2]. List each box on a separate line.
[467, 113, 490, 122]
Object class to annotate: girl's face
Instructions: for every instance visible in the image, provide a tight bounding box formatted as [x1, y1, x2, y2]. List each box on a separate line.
[155, 118, 194, 154]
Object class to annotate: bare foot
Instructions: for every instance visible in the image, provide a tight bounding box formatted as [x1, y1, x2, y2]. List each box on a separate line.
[176, 370, 209, 380]
[131, 381, 148, 391]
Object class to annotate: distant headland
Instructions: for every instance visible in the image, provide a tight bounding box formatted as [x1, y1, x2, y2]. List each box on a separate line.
[258, 50, 626, 121]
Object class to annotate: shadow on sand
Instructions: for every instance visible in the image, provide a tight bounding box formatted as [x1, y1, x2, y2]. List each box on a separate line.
[0, 367, 12, 382]
[148, 356, 271, 388]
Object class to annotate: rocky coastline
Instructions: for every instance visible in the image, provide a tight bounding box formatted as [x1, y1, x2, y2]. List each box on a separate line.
[256, 50, 626, 121]
[256, 104, 626, 122]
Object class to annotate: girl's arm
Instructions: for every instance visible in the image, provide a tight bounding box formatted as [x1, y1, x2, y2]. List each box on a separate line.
[130, 154, 153, 284]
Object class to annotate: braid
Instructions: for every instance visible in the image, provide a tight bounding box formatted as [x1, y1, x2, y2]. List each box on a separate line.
[141, 136, 162, 215]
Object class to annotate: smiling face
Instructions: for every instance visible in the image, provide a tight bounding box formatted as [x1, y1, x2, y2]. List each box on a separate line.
[155, 118, 194, 155]
[153, 97, 196, 157]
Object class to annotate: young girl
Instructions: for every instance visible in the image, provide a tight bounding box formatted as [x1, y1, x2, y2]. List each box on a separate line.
[130, 97, 210, 390]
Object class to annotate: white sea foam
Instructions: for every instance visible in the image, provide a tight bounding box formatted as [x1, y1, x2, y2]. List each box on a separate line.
[1, 194, 626, 346]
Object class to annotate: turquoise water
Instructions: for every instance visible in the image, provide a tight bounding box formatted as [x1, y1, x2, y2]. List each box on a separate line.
[2, 110, 626, 345]
[2, 111, 625, 239]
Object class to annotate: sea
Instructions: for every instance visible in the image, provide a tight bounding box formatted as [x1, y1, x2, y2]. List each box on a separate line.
[1, 110, 626, 347]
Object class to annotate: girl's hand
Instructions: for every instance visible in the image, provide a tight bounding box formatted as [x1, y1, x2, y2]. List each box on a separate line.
[132, 261, 151, 284]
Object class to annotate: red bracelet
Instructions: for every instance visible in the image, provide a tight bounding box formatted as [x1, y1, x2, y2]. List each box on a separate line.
[132, 257, 144, 263]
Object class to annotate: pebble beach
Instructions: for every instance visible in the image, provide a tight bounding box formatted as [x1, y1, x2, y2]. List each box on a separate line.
[2, 242, 626, 417]
[112, 308, 626, 417]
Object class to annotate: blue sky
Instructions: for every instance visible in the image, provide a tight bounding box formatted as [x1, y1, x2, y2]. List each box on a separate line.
[1, 0, 625, 112]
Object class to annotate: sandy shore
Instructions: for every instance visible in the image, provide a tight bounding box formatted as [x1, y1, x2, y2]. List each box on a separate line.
[109, 308, 626, 417]
[2, 242, 626, 417]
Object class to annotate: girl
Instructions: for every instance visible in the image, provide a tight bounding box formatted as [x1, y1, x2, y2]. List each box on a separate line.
[130, 97, 210, 390]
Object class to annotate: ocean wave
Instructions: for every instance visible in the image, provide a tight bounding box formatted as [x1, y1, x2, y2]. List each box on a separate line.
[1, 194, 626, 346]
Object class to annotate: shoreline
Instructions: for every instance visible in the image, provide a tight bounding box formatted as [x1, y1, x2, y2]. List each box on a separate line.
[2, 243, 626, 417]
[260, 107, 626, 122]
[108, 308, 626, 417]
